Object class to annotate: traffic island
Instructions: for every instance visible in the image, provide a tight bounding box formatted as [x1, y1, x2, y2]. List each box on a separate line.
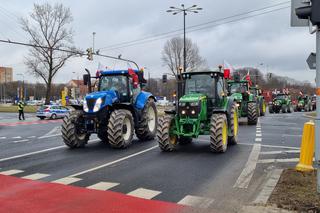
[268, 168, 320, 212]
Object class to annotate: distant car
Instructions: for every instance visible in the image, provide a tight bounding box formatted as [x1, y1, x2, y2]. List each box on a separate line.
[36, 105, 70, 120]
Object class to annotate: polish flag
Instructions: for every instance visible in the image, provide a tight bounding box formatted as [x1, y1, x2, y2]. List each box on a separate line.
[245, 70, 252, 86]
[223, 60, 234, 79]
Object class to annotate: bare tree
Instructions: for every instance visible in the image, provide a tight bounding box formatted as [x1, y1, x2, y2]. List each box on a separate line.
[161, 37, 206, 78]
[21, 3, 76, 104]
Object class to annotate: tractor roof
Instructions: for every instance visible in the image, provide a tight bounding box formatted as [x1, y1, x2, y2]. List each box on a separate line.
[100, 69, 140, 75]
[181, 70, 224, 78]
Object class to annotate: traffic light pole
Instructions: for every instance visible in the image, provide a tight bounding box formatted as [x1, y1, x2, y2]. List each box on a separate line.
[316, 30, 320, 193]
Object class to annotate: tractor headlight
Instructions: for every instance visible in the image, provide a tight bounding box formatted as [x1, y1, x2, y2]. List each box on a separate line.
[83, 99, 89, 112]
[93, 98, 103, 112]
[181, 110, 186, 115]
[191, 110, 196, 114]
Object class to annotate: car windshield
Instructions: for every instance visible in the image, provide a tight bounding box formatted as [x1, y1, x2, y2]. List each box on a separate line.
[276, 95, 286, 99]
[100, 75, 128, 95]
[185, 74, 215, 96]
[228, 82, 248, 93]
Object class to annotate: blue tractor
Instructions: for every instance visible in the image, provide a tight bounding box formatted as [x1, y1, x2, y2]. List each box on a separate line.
[61, 68, 158, 148]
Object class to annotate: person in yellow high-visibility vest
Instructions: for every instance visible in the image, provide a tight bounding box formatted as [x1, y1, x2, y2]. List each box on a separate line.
[18, 101, 25, 120]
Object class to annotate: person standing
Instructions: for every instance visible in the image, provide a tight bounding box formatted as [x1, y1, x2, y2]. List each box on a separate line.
[18, 101, 25, 120]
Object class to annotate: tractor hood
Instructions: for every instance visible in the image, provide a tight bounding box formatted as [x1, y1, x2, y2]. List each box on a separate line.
[84, 90, 119, 113]
[231, 93, 243, 102]
[273, 99, 283, 105]
[179, 93, 205, 103]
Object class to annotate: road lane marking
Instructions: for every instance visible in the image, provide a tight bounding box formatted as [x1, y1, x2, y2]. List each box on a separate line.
[0, 137, 6, 139]
[255, 138, 262, 142]
[12, 139, 29, 143]
[87, 182, 120, 191]
[52, 177, 82, 185]
[253, 169, 283, 204]
[259, 144, 299, 150]
[258, 158, 301, 164]
[256, 134, 262, 137]
[282, 134, 302, 137]
[0, 169, 24, 175]
[27, 136, 36, 139]
[0, 139, 100, 162]
[177, 195, 214, 208]
[22, 173, 50, 180]
[234, 143, 261, 188]
[127, 188, 161, 199]
[38, 133, 62, 139]
[256, 130, 261, 133]
[12, 136, 22, 139]
[69, 145, 158, 177]
[260, 150, 300, 155]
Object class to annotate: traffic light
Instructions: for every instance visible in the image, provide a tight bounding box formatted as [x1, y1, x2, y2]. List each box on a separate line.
[162, 74, 167, 83]
[86, 48, 93, 61]
[295, 0, 320, 26]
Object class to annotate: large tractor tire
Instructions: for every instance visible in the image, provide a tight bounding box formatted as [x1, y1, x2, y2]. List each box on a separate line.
[135, 99, 158, 141]
[157, 115, 177, 151]
[107, 110, 134, 148]
[281, 105, 287, 113]
[228, 103, 239, 145]
[269, 106, 274, 114]
[247, 102, 258, 125]
[179, 136, 192, 145]
[61, 110, 89, 148]
[210, 113, 228, 153]
[287, 105, 292, 113]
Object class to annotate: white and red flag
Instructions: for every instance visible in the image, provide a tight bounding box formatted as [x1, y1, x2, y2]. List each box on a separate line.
[223, 60, 234, 79]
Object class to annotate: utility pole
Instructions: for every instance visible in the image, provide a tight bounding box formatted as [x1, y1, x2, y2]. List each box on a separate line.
[93, 32, 96, 53]
[316, 29, 320, 192]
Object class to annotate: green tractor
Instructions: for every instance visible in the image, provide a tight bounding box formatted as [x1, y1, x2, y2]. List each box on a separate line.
[294, 95, 312, 112]
[269, 93, 292, 113]
[250, 86, 266, 116]
[157, 69, 239, 153]
[227, 78, 259, 125]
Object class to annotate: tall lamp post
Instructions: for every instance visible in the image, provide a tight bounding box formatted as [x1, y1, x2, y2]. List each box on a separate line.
[17, 73, 25, 101]
[167, 4, 202, 74]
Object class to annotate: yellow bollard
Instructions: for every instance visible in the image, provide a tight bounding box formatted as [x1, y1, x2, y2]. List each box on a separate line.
[296, 121, 315, 172]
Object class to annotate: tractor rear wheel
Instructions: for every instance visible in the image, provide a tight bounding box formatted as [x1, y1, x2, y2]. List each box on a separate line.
[61, 110, 89, 148]
[210, 113, 228, 153]
[247, 102, 258, 125]
[107, 110, 134, 148]
[135, 99, 158, 141]
[281, 105, 286, 113]
[179, 136, 192, 145]
[157, 115, 177, 151]
[269, 106, 274, 114]
[228, 103, 239, 145]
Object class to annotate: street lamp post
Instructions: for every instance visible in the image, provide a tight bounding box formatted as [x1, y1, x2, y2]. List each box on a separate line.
[17, 73, 25, 101]
[167, 4, 202, 74]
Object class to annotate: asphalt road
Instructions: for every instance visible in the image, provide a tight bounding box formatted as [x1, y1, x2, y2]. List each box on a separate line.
[0, 110, 308, 212]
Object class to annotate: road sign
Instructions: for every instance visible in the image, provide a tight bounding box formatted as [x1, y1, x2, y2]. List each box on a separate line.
[291, 0, 309, 27]
[306, 52, 316, 69]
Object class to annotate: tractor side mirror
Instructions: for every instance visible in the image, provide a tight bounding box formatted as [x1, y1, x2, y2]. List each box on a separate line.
[83, 74, 90, 86]
[162, 74, 167, 83]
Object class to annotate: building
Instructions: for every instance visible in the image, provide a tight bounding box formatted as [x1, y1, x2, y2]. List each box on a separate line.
[0, 67, 13, 83]
[67, 79, 88, 98]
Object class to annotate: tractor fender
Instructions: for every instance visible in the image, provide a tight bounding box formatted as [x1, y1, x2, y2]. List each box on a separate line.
[135, 91, 156, 110]
[212, 98, 234, 128]
[70, 104, 83, 111]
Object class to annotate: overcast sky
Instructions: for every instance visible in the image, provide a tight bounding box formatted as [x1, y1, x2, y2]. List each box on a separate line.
[0, 0, 316, 85]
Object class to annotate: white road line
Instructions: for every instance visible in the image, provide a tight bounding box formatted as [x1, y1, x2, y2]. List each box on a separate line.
[0, 169, 24, 175]
[253, 169, 283, 204]
[22, 173, 50, 180]
[234, 143, 261, 188]
[38, 133, 62, 139]
[260, 150, 300, 155]
[256, 134, 262, 137]
[52, 177, 82, 185]
[258, 158, 300, 164]
[27, 136, 36, 139]
[259, 144, 300, 150]
[39, 126, 61, 139]
[69, 145, 158, 177]
[87, 182, 119, 191]
[127, 188, 161, 199]
[256, 130, 261, 133]
[12, 136, 22, 139]
[177, 195, 214, 208]
[0, 139, 100, 163]
[12, 139, 29, 143]
[282, 134, 302, 137]
[0, 137, 6, 139]
[255, 138, 262, 142]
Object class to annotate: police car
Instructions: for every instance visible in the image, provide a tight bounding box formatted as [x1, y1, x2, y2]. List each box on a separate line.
[36, 105, 70, 120]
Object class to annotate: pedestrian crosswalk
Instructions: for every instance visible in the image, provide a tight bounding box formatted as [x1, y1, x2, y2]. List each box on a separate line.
[0, 169, 215, 209]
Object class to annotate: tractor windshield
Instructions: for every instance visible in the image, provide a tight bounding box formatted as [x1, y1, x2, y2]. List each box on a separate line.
[99, 75, 128, 95]
[185, 74, 215, 96]
[276, 94, 286, 100]
[228, 82, 248, 93]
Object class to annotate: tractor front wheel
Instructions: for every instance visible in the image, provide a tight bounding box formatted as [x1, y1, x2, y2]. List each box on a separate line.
[210, 113, 228, 153]
[135, 99, 158, 141]
[247, 102, 258, 125]
[157, 115, 177, 151]
[228, 103, 239, 145]
[61, 110, 89, 148]
[107, 110, 134, 148]
[281, 105, 287, 113]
